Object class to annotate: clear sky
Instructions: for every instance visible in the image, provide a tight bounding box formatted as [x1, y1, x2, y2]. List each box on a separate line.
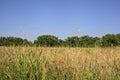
[0, 0, 120, 41]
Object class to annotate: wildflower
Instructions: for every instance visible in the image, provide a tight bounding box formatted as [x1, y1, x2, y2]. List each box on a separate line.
[50, 59, 55, 63]
[63, 67, 67, 72]
[59, 60, 64, 64]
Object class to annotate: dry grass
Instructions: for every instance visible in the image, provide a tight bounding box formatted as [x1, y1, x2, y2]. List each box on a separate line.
[0, 47, 120, 80]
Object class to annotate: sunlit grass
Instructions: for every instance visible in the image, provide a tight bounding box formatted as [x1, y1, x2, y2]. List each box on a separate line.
[0, 47, 120, 80]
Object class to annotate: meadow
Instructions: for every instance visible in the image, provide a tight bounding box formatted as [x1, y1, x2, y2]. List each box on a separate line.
[0, 47, 120, 80]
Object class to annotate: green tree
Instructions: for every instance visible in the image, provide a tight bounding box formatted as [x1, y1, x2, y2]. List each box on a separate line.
[116, 33, 120, 46]
[34, 35, 59, 47]
[23, 39, 32, 46]
[93, 37, 100, 47]
[79, 35, 95, 47]
[101, 34, 119, 47]
[0, 37, 32, 46]
[65, 36, 79, 47]
[58, 39, 67, 47]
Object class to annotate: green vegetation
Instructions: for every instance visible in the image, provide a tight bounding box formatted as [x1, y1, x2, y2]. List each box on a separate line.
[0, 37, 32, 46]
[0, 33, 120, 47]
[0, 47, 120, 80]
[34, 35, 59, 47]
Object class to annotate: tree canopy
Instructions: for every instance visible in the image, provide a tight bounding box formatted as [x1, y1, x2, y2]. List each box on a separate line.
[0, 37, 32, 46]
[0, 33, 120, 47]
[34, 35, 59, 47]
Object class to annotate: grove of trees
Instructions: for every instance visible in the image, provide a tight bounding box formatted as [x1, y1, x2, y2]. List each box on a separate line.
[0, 37, 32, 46]
[0, 33, 120, 47]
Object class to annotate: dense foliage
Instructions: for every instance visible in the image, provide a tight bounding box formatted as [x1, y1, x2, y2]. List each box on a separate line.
[0, 33, 120, 47]
[34, 34, 120, 47]
[0, 37, 32, 46]
[34, 35, 59, 47]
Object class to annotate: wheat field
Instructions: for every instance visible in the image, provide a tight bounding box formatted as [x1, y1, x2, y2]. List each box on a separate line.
[0, 47, 120, 80]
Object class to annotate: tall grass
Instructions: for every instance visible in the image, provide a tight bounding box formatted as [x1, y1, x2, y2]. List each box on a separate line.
[0, 47, 120, 80]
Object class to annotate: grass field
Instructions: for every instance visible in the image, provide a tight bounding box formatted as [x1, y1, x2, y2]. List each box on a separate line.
[0, 47, 120, 80]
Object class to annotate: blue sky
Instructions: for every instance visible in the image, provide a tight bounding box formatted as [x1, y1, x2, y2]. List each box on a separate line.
[0, 0, 120, 41]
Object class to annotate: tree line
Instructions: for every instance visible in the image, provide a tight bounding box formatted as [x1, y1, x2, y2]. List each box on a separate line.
[0, 37, 32, 46]
[0, 33, 120, 47]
